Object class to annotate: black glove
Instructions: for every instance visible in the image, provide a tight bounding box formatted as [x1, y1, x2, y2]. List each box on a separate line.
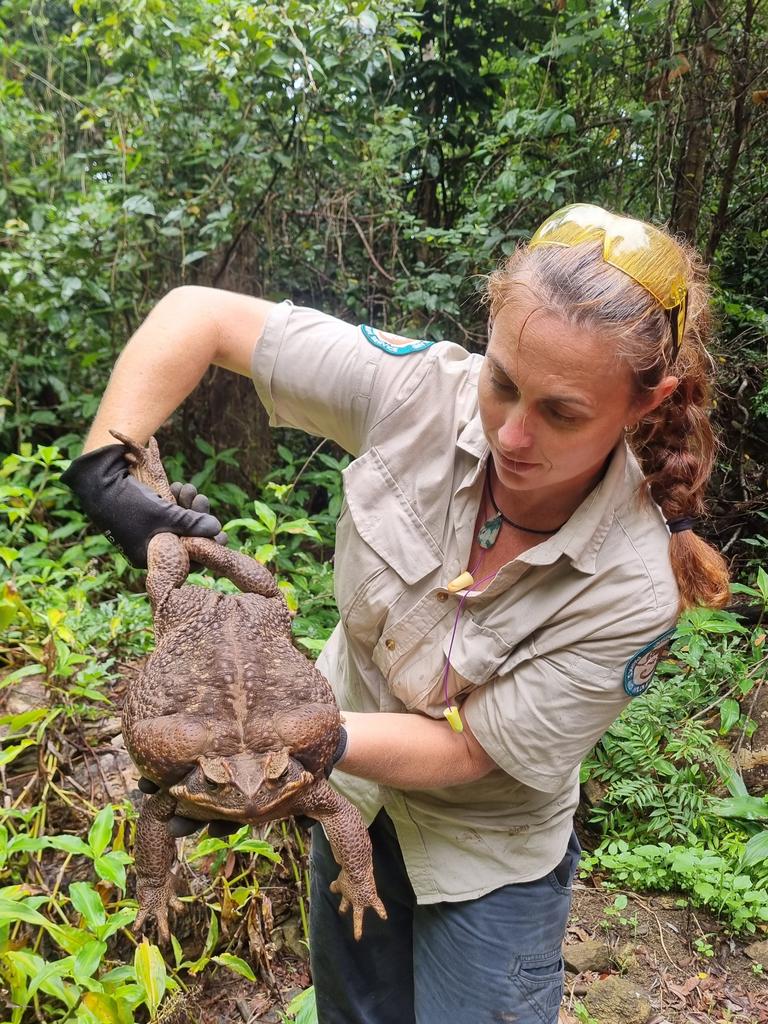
[61, 444, 223, 568]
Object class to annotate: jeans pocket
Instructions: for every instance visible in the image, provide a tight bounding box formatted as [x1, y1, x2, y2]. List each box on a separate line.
[513, 950, 565, 1024]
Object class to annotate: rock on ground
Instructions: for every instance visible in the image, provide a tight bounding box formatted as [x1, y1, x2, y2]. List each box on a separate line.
[582, 975, 653, 1024]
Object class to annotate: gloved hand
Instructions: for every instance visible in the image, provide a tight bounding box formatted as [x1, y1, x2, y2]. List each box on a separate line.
[61, 443, 224, 568]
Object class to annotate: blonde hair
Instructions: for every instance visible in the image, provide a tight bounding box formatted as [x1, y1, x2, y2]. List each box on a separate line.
[485, 232, 730, 611]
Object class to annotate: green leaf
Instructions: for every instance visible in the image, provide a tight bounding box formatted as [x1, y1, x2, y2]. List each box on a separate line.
[757, 567, 768, 605]
[286, 985, 317, 1024]
[123, 195, 156, 216]
[742, 831, 768, 868]
[94, 851, 128, 890]
[0, 546, 19, 566]
[278, 518, 322, 540]
[74, 939, 108, 981]
[182, 249, 208, 265]
[82, 991, 127, 1023]
[61, 276, 82, 300]
[69, 881, 106, 929]
[134, 938, 167, 1015]
[212, 952, 257, 982]
[47, 833, 93, 857]
[98, 907, 137, 940]
[252, 500, 277, 532]
[707, 795, 768, 821]
[0, 896, 51, 927]
[719, 698, 741, 734]
[88, 805, 115, 857]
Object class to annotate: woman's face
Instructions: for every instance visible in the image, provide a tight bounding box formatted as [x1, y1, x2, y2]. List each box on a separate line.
[478, 295, 660, 504]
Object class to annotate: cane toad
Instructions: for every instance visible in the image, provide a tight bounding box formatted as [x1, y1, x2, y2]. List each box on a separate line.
[114, 432, 385, 942]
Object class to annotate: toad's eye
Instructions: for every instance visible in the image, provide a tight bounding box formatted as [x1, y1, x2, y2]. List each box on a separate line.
[203, 778, 221, 793]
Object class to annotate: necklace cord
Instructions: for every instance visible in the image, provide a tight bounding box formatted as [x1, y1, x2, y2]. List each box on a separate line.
[487, 474, 566, 535]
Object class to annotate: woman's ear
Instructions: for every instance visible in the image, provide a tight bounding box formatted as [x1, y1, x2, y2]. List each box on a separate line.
[627, 375, 679, 427]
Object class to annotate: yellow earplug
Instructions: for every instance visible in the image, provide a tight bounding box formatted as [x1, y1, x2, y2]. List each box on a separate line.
[446, 571, 474, 594]
[443, 705, 464, 732]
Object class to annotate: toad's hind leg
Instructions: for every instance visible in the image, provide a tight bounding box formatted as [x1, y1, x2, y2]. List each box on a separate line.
[133, 790, 184, 944]
[184, 536, 280, 599]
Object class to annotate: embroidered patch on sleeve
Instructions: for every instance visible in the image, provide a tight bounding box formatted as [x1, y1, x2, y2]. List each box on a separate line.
[623, 627, 677, 697]
[360, 324, 434, 356]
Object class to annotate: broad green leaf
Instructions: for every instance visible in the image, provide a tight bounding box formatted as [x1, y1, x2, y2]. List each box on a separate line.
[182, 249, 208, 265]
[286, 985, 318, 1024]
[69, 881, 106, 929]
[742, 831, 768, 867]
[0, 739, 35, 766]
[47, 833, 93, 857]
[0, 546, 19, 566]
[81, 991, 126, 1024]
[48, 922, 95, 955]
[98, 907, 137, 940]
[74, 939, 107, 980]
[134, 938, 167, 1015]
[94, 851, 129, 890]
[122, 195, 155, 216]
[89, 804, 115, 856]
[212, 952, 257, 982]
[719, 698, 741, 734]
[0, 896, 50, 927]
[707, 795, 768, 821]
[27, 956, 76, 1003]
[252, 500, 277, 532]
[278, 518, 322, 540]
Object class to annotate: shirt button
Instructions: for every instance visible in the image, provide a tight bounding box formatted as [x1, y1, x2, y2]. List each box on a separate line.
[436, 592, 448, 602]
[385, 638, 396, 651]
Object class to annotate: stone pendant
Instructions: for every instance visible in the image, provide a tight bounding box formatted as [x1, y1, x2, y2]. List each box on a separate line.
[478, 513, 502, 549]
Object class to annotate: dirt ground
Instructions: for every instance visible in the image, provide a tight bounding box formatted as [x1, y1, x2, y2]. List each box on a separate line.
[153, 876, 768, 1024]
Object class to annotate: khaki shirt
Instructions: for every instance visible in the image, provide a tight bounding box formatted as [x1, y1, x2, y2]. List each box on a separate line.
[252, 301, 679, 903]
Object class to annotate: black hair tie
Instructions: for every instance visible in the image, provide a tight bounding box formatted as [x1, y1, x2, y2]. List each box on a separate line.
[667, 516, 697, 534]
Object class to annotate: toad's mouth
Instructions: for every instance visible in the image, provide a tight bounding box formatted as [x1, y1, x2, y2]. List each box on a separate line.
[170, 769, 315, 821]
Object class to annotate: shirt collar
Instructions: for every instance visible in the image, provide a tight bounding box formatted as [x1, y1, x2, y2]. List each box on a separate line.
[456, 410, 641, 576]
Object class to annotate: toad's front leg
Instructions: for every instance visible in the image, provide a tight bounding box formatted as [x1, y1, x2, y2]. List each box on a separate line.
[133, 790, 184, 944]
[295, 780, 386, 940]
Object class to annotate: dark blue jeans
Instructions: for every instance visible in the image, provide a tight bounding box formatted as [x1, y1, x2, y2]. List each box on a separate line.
[309, 810, 581, 1024]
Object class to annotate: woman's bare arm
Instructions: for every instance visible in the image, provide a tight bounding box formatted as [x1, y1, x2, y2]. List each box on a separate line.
[84, 286, 276, 451]
[339, 711, 498, 789]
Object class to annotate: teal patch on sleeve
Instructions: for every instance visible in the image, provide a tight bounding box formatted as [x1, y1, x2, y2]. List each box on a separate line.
[623, 627, 677, 697]
[360, 324, 433, 356]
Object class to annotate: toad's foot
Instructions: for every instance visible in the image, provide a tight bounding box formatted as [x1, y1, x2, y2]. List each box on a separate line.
[133, 875, 184, 945]
[295, 779, 386, 940]
[329, 867, 387, 941]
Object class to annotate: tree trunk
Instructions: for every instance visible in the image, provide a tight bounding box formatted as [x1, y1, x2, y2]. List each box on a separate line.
[705, 0, 756, 261]
[669, 0, 721, 242]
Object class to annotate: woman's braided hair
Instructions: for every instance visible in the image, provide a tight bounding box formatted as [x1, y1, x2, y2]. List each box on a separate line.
[486, 228, 729, 611]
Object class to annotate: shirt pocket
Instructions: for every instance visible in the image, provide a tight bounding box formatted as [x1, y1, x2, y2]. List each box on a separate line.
[381, 614, 512, 715]
[335, 447, 442, 648]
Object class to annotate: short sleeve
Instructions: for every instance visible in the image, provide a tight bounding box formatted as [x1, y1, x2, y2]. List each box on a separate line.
[251, 301, 434, 455]
[463, 608, 678, 794]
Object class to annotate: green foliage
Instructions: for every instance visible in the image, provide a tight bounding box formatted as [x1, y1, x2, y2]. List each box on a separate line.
[581, 839, 768, 934]
[581, 588, 768, 932]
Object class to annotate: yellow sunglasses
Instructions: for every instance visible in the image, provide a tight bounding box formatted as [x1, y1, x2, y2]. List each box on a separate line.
[528, 203, 688, 361]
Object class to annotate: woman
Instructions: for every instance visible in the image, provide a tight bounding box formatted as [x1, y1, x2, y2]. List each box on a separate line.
[63, 204, 729, 1023]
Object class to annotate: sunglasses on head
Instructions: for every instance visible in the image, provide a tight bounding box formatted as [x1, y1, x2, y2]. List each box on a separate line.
[528, 203, 688, 362]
